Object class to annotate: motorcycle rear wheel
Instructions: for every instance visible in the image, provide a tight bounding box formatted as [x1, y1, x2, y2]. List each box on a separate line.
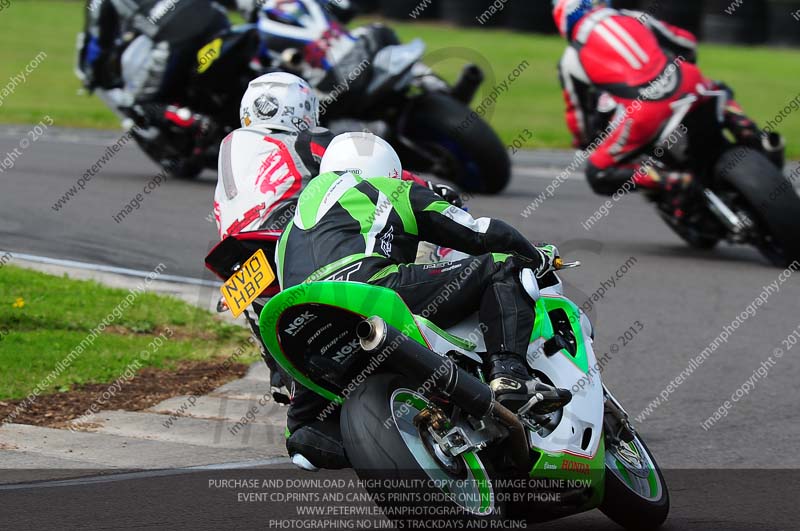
[716, 147, 800, 267]
[403, 92, 511, 194]
[341, 373, 501, 526]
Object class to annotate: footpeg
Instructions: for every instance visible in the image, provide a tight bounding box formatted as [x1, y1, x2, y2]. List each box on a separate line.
[516, 382, 572, 416]
[518, 392, 544, 416]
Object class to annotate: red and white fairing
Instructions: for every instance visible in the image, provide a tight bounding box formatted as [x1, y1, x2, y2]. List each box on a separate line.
[214, 128, 306, 239]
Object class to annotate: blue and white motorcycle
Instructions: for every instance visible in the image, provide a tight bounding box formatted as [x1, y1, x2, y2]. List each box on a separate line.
[252, 0, 511, 193]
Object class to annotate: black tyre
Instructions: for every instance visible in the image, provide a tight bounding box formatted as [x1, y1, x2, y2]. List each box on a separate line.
[132, 132, 203, 180]
[340, 373, 501, 526]
[716, 147, 800, 266]
[164, 158, 204, 180]
[600, 432, 670, 530]
[403, 92, 511, 194]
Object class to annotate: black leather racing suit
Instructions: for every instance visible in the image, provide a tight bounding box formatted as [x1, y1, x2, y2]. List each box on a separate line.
[277, 174, 545, 468]
[78, 0, 232, 102]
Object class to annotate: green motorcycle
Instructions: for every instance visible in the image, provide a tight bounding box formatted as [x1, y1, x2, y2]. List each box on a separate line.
[225, 247, 668, 528]
[252, 260, 669, 529]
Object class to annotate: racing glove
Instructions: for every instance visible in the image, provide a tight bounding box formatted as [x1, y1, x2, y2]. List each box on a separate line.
[428, 182, 464, 208]
[511, 244, 559, 279]
[533, 244, 560, 279]
[402, 170, 465, 208]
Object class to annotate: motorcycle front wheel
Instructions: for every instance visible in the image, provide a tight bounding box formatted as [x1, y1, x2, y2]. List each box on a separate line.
[600, 430, 670, 530]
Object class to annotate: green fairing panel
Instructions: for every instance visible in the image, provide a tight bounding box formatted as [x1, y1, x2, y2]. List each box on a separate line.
[529, 438, 606, 509]
[527, 296, 603, 510]
[259, 281, 427, 403]
[415, 315, 476, 351]
[533, 296, 590, 374]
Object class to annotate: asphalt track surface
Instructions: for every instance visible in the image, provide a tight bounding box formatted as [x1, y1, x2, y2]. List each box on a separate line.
[2, 126, 800, 529]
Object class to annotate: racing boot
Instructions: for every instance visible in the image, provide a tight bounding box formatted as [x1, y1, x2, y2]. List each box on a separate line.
[634, 166, 692, 195]
[487, 352, 572, 415]
[635, 166, 694, 219]
[286, 418, 349, 471]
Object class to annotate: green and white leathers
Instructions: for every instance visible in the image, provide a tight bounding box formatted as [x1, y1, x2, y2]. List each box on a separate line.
[276, 170, 543, 290]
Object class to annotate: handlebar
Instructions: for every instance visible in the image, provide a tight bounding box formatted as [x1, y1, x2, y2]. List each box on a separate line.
[554, 258, 581, 270]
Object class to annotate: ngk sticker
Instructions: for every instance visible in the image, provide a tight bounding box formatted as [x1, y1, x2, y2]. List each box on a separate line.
[331, 338, 360, 363]
[284, 311, 317, 336]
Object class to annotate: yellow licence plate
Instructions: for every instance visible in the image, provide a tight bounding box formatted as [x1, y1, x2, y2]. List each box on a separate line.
[220, 249, 275, 317]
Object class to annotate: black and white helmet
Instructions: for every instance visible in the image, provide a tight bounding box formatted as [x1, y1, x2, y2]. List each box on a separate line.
[239, 72, 319, 132]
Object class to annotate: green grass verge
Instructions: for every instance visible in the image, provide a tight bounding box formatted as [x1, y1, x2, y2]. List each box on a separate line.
[1, 2, 799, 156]
[0, 265, 257, 400]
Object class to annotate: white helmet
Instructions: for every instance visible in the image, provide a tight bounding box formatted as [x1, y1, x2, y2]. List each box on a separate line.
[239, 72, 318, 132]
[319, 132, 403, 179]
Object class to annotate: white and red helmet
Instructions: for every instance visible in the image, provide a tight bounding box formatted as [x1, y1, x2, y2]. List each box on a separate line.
[552, 0, 607, 38]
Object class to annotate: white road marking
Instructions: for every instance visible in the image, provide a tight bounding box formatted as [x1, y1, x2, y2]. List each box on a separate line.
[5, 252, 219, 287]
[0, 457, 293, 491]
[0, 128, 124, 148]
[513, 166, 583, 180]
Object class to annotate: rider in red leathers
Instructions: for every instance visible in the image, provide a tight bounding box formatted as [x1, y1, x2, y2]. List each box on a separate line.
[553, 0, 783, 197]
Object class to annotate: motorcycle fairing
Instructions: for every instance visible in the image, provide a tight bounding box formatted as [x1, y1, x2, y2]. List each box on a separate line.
[260, 280, 496, 401]
[525, 293, 605, 508]
[260, 281, 430, 403]
[366, 40, 426, 96]
[257, 0, 332, 43]
[260, 279, 606, 508]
